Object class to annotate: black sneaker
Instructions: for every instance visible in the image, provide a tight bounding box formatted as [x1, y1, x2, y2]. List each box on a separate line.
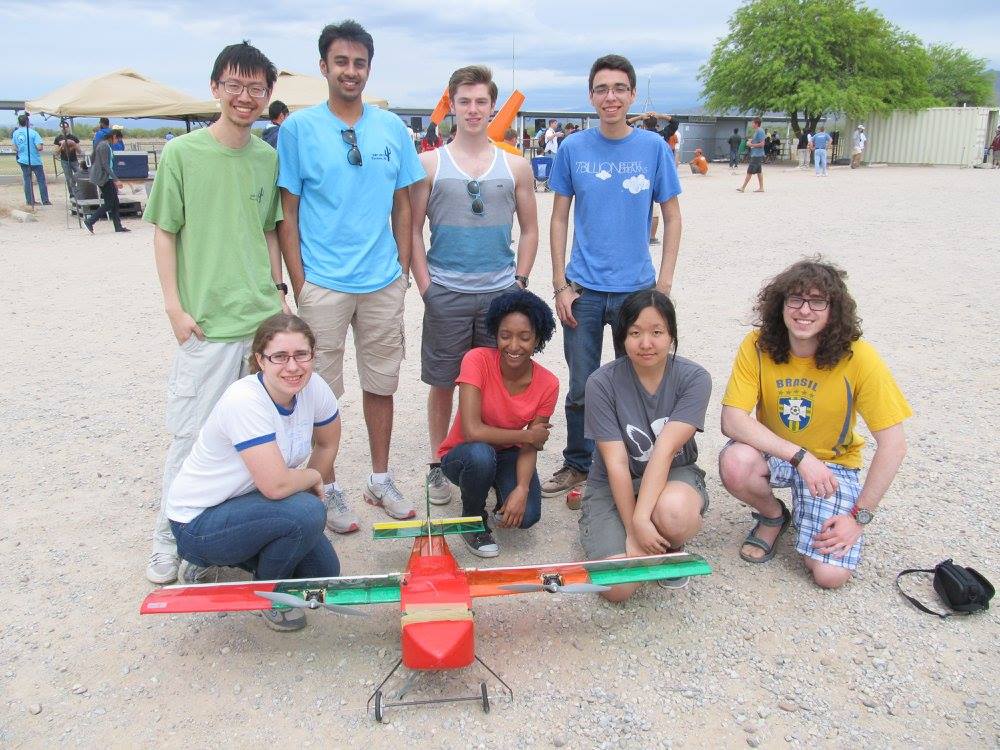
[461, 529, 499, 558]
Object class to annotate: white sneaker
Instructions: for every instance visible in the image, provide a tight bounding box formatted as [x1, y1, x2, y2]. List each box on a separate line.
[657, 576, 690, 590]
[426, 465, 452, 506]
[363, 473, 416, 520]
[178, 559, 217, 584]
[146, 552, 179, 584]
[324, 485, 360, 534]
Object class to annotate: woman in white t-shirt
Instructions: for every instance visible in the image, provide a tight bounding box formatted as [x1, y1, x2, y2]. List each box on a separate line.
[165, 314, 342, 631]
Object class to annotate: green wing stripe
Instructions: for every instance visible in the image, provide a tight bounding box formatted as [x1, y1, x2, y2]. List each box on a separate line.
[588, 558, 712, 586]
[373, 519, 485, 539]
[324, 586, 401, 605]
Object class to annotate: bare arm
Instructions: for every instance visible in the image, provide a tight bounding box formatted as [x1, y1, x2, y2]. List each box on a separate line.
[277, 189, 306, 300]
[855, 424, 907, 511]
[239, 441, 323, 500]
[306, 418, 342, 485]
[457, 383, 551, 448]
[633, 421, 697, 521]
[510, 155, 539, 280]
[153, 226, 203, 344]
[498, 419, 546, 529]
[596, 441, 639, 540]
[408, 151, 436, 295]
[265, 229, 290, 314]
[391, 186, 412, 277]
[550, 193, 579, 326]
[655, 197, 682, 294]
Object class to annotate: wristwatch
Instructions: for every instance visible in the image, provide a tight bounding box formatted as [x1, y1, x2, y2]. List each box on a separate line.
[514, 275, 529, 288]
[789, 447, 807, 467]
[275, 282, 289, 294]
[851, 505, 875, 525]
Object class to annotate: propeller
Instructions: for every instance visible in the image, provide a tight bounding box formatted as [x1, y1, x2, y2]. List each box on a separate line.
[255, 590, 368, 616]
[499, 582, 610, 594]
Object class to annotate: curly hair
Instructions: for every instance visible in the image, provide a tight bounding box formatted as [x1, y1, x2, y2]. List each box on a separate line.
[754, 257, 862, 369]
[485, 290, 556, 353]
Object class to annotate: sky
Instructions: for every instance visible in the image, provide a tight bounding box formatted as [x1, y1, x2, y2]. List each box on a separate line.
[2, 0, 998, 127]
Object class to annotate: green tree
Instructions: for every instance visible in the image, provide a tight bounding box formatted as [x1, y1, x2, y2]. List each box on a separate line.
[699, 0, 939, 135]
[926, 44, 995, 106]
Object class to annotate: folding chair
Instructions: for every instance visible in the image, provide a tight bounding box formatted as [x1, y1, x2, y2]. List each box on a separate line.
[530, 156, 554, 192]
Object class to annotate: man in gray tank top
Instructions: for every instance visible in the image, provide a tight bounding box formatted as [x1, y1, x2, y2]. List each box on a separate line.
[410, 64, 539, 504]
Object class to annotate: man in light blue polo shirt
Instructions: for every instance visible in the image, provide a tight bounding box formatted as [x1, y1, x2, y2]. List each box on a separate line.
[13, 113, 50, 206]
[278, 19, 424, 521]
[544, 53, 683, 503]
[738, 117, 766, 193]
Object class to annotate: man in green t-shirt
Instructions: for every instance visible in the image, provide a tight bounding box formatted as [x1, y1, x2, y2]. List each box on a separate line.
[143, 42, 288, 584]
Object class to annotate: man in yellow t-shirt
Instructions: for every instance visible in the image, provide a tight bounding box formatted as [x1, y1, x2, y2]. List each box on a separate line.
[719, 259, 911, 589]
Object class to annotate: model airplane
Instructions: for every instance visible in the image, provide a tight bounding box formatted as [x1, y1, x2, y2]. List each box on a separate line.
[141, 512, 711, 721]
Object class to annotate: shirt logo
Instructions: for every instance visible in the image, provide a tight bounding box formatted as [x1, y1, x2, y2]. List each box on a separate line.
[622, 174, 650, 194]
[370, 146, 392, 162]
[625, 417, 669, 463]
[779, 397, 812, 432]
[249, 187, 264, 203]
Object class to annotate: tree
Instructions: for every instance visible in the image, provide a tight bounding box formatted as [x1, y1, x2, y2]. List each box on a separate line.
[926, 44, 995, 107]
[698, 0, 939, 135]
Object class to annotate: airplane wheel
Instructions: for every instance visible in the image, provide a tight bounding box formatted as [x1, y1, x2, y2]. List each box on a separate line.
[480, 682, 490, 714]
[373, 690, 384, 723]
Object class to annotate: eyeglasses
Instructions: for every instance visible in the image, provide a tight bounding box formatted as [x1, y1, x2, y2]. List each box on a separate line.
[341, 128, 363, 166]
[218, 79, 270, 99]
[591, 84, 631, 98]
[466, 180, 484, 215]
[785, 295, 830, 311]
[260, 350, 315, 365]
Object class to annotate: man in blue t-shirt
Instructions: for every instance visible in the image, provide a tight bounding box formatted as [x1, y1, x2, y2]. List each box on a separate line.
[92, 117, 111, 146]
[13, 113, 50, 206]
[543, 53, 683, 503]
[737, 117, 766, 193]
[810, 124, 832, 176]
[278, 20, 424, 521]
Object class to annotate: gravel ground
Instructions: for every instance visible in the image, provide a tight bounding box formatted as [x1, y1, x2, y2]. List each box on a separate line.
[0, 162, 997, 749]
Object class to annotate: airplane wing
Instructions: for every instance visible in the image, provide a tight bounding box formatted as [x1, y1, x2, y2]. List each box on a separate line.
[140, 572, 402, 615]
[463, 551, 711, 598]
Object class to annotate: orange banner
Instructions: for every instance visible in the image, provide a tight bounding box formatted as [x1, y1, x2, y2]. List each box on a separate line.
[487, 90, 524, 142]
[429, 89, 450, 125]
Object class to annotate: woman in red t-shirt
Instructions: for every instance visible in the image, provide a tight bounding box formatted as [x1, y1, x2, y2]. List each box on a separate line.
[437, 290, 559, 558]
[419, 122, 443, 153]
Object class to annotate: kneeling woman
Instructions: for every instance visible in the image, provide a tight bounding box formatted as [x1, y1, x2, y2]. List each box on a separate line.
[438, 290, 559, 558]
[165, 313, 342, 631]
[579, 290, 712, 601]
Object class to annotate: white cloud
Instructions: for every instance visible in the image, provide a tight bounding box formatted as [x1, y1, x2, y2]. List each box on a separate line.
[622, 174, 650, 194]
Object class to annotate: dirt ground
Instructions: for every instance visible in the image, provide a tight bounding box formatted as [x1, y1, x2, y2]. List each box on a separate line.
[0, 161, 997, 749]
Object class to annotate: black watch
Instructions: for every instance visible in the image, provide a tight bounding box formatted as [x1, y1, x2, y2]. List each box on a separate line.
[789, 447, 807, 468]
[275, 282, 289, 294]
[515, 275, 529, 288]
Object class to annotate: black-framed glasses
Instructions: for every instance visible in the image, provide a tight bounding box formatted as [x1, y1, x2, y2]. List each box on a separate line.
[785, 295, 830, 311]
[466, 180, 484, 215]
[218, 79, 269, 99]
[341, 128, 363, 166]
[261, 351, 315, 365]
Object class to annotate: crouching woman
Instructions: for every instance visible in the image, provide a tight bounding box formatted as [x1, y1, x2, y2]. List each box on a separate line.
[579, 290, 712, 601]
[164, 313, 342, 631]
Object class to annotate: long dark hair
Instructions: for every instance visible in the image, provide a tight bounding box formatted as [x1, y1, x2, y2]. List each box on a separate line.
[614, 289, 678, 357]
[754, 258, 862, 369]
[249, 313, 316, 374]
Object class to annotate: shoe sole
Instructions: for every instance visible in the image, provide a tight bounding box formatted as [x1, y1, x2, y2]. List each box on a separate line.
[540, 480, 585, 498]
[326, 519, 359, 534]
[255, 610, 306, 632]
[428, 488, 452, 506]
[463, 541, 500, 558]
[363, 489, 416, 520]
[146, 568, 178, 585]
[657, 576, 690, 590]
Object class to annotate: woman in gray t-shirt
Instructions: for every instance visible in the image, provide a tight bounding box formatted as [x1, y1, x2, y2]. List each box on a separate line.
[579, 290, 712, 602]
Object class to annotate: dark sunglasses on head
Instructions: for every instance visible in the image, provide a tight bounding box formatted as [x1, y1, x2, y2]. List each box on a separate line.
[341, 128, 362, 166]
[466, 179, 484, 215]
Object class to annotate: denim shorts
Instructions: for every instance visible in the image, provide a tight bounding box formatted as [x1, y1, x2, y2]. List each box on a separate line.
[766, 455, 863, 570]
[579, 464, 708, 560]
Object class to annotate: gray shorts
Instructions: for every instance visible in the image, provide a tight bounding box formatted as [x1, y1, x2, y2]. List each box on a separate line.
[420, 281, 519, 387]
[579, 464, 709, 560]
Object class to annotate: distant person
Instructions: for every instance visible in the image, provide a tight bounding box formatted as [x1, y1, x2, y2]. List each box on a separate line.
[688, 147, 708, 175]
[93, 116, 111, 146]
[111, 125, 126, 151]
[727, 128, 741, 169]
[13, 113, 49, 206]
[54, 119, 81, 178]
[497, 126, 521, 155]
[420, 122, 443, 152]
[719, 258, 910, 589]
[556, 123, 577, 147]
[164, 131, 175, 141]
[262, 100, 289, 148]
[851, 125, 866, 169]
[543, 118, 559, 154]
[144, 40, 286, 585]
[770, 131, 782, 162]
[991, 127, 1000, 168]
[796, 129, 810, 169]
[83, 130, 128, 233]
[810, 124, 832, 176]
[737, 117, 766, 193]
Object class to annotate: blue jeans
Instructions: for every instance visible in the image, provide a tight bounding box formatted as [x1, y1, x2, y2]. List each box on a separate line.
[170, 490, 340, 580]
[441, 442, 541, 528]
[562, 285, 633, 472]
[814, 148, 828, 175]
[19, 163, 49, 205]
[729, 148, 739, 168]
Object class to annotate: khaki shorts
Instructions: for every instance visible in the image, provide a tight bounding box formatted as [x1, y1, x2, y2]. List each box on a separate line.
[579, 464, 709, 560]
[297, 275, 406, 398]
